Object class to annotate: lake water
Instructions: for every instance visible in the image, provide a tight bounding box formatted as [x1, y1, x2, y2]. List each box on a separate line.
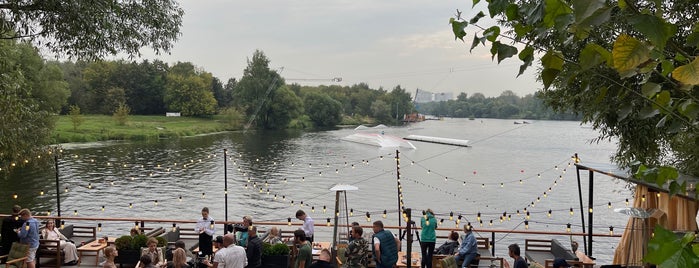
[0, 118, 633, 264]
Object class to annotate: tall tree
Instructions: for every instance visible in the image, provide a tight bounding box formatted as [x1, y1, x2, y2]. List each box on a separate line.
[164, 63, 217, 117]
[0, 0, 184, 59]
[304, 92, 343, 127]
[234, 50, 289, 129]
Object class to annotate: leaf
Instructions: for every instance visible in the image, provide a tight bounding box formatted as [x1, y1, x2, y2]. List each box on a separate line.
[517, 46, 534, 77]
[679, 100, 699, 119]
[543, 0, 573, 28]
[638, 105, 659, 119]
[472, 0, 481, 8]
[487, 0, 509, 17]
[654, 90, 671, 109]
[656, 114, 669, 128]
[572, 0, 606, 24]
[469, 12, 486, 24]
[617, 0, 627, 9]
[641, 82, 660, 98]
[450, 19, 468, 41]
[490, 42, 499, 60]
[612, 34, 651, 74]
[505, 4, 519, 21]
[661, 60, 675, 76]
[541, 68, 560, 89]
[594, 86, 608, 104]
[618, 104, 632, 120]
[668, 181, 684, 197]
[541, 51, 564, 70]
[470, 35, 486, 53]
[514, 23, 532, 38]
[483, 26, 501, 42]
[687, 32, 699, 48]
[628, 14, 678, 50]
[579, 43, 609, 70]
[497, 43, 518, 63]
[672, 58, 699, 86]
[645, 225, 684, 266]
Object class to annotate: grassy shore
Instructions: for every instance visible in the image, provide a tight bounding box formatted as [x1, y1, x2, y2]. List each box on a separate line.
[52, 115, 231, 143]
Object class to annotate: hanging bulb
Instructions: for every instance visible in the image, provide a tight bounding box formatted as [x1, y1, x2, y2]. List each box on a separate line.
[40, 190, 44, 196]
[481, 184, 485, 188]
[60, 221, 65, 229]
[547, 210, 552, 218]
[609, 226, 614, 236]
[589, 208, 593, 213]
[179, 196, 182, 202]
[489, 220, 493, 226]
[449, 212, 453, 221]
[154, 200, 158, 206]
[101, 206, 105, 212]
[350, 209, 354, 216]
[479, 220, 483, 227]
[570, 208, 574, 216]
[526, 211, 530, 220]
[88, 183, 92, 189]
[524, 220, 529, 229]
[74, 210, 78, 216]
[312, 206, 315, 213]
[566, 223, 571, 233]
[439, 219, 444, 226]
[500, 183, 504, 188]
[383, 210, 387, 218]
[287, 218, 291, 226]
[12, 193, 18, 199]
[172, 223, 177, 232]
[625, 199, 629, 206]
[323, 205, 327, 213]
[608, 202, 612, 209]
[129, 203, 133, 209]
[366, 212, 371, 222]
[209, 220, 214, 229]
[477, 212, 481, 222]
[98, 223, 102, 232]
[327, 218, 331, 226]
[641, 194, 646, 202]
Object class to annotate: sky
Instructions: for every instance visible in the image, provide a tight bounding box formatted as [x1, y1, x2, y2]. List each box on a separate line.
[138, 0, 542, 98]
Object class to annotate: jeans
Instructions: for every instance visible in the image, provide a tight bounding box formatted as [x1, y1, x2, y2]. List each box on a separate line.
[420, 241, 435, 268]
[456, 252, 477, 268]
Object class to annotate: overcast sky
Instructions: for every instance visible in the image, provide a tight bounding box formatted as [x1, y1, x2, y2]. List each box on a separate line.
[139, 0, 542, 98]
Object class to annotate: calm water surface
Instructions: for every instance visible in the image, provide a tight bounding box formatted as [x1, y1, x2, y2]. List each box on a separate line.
[1, 118, 633, 264]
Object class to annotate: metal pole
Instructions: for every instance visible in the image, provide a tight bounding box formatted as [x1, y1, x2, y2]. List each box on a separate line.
[396, 150, 402, 239]
[332, 191, 341, 265]
[491, 232, 495, 256]
[405, 208, 412, 268]
[54, 155, 61, 223]
[575, 165, 587, 254]
[587, 170, 594, 257]
[223, 149, 228, 234]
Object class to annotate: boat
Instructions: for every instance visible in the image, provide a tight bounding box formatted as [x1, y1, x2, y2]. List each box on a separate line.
[340, 133, 416, 149]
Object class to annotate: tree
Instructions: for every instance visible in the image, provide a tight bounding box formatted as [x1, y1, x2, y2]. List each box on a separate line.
[452, 0, 699, 265]
[234, 50, 287, 129]
[164, 72, 217, 117]
[0, 0, 184, 59]
[304, 92, 343, 127]
[68, 105, 84, 131]
[113, 102, 131, 126]
[263, 86, 303, 129]
[370, 100, 392, 123]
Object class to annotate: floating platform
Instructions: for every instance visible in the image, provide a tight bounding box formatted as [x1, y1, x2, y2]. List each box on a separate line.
[403, 135, 470, 147]
[341, 133, 416, 149]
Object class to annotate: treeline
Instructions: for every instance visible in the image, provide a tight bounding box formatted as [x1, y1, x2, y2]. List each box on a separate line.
[415, 91, 580, 120]
[54, 50, 416, 129]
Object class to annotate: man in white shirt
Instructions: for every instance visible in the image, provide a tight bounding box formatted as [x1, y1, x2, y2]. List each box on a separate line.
[203, 234, 247, 268]
[196, 207, 215, 257]
[295, 210, 314, 243]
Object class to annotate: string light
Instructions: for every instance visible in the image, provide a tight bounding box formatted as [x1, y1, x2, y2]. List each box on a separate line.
[608, 202, 612, 209]
[287, 217, 291, 226]
[179, 196, 182, 202]
[74, 210, 78, 216]
[40, 190, 44, 196]
[566, 223, 571, 233]
[449, 212, 453, 221]
[312, 206, 315, 213]
[101, 206, 105, 212]
[366, 212, 371, 222]
[350, 209, 353, 216]
[323, 206, 326, 213]
[327, 218, 331, 226]
[98, 223, 102, 232]
[60, 221, 65, 229]
[172, 223, 177, 232]
[625, 199, 629, 206]
[525, 220, 529, 229]
[609, 226, 614, 236]
[202, 192, 206, 198]
[569, 208, 574, 216]
[154, 200, 158, 206]
[383, 210, 387, 218]
[477, 212, 481, 222]
[547, 210, 552, 218]
[641, 194, 646, 202]
[129, 203, 133, 209]
[526, 211, 530, 220]
[12, 193, 18, 199]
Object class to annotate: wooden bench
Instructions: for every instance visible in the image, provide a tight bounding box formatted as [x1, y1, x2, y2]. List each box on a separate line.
[37, 225, 96, 268]
[524, 239, 576, 267]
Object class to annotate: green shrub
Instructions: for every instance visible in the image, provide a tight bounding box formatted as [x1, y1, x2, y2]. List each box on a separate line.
[114, 235, 133, 250]
[262, 242, 290, 256]
[156, 236, 167, 247]
[132, 234, 148, 249]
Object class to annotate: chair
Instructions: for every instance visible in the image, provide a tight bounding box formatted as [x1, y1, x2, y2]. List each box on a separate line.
[0, 242, 30, 268]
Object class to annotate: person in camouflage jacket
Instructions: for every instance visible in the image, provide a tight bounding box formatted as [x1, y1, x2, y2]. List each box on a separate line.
[345, 226, 370, 268]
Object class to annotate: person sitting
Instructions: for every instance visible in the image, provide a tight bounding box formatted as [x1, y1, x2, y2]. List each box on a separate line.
[140, 255, 155, 268]
[571, 241, 594, 264]
[309, 249, 333, 268]
[141, 237, 166, 268]
[552, 258, 570, 268]
[103, 246, 118, 268]
[131, 227, 142, 236]
[171, 248, 191, 268]
[435, 231, 460, 255]
[454, 225, 477, 268]
[40, 220, 80, 265]
[260, 227, 283, 244]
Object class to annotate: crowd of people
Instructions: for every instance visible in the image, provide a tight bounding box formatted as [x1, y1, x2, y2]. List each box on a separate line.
[1, 206, 595, 268]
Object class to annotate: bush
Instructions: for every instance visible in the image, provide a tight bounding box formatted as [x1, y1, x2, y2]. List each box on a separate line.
[262, 242, 290, 256]
[114, 235, 133, 250]
[156, 236, 167, 247]
[132, 234, 148, 249]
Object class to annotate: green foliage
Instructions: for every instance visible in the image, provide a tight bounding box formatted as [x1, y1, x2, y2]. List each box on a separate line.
[131, 235, 148, 250]
[645, 225, 699, 267]
[113, 103, 131, 126]
[304, 92, 343, 127]
[114, 235, 133, 251]
[155, 236, 167, 248]
[264, 86, 303, 129]
[68, 105, 84, 131]
[262, 242, 290, 256]
[164, 63, 218, 117]
[233, 50, 287, 129]
[220, 107, 245, 130]
[0, 1, 184, 60]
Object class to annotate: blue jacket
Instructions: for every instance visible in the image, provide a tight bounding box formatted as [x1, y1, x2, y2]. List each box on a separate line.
[18, 217, 40, 248]
[457, 232, 477, 256]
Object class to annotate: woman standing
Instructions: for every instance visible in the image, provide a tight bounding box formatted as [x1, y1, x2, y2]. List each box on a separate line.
[40, 220, 79, 265]
[420, 209, 437, 268]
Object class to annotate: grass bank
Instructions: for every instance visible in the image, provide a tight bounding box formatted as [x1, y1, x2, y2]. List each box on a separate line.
[52, 115, 231, 143]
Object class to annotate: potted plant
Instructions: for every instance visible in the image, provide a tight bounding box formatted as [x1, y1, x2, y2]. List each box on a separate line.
[115, 234, 148, 267]
[261, 242, 290, 268]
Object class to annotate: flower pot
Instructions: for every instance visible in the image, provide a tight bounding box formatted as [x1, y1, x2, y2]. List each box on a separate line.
[261, 254, 289, 268]
[115, 249, 141, 268]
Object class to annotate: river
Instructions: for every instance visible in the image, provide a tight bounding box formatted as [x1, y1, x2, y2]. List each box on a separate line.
[0, 118, 633, 264]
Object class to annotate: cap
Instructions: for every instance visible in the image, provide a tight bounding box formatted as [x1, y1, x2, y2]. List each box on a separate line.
[214, 236, 224, 244]
[553, 258, 570, 268]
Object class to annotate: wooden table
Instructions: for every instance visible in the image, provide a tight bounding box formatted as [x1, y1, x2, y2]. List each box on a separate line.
[396, 251, 421, 267]
[77, 239, 109, 266]
[311, 242, 331, 258]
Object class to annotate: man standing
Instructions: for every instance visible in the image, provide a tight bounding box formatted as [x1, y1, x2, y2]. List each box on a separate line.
[295, 210, 314, 243]
[1, 205, 23, 256]
[197, 207, 215, 257]
[371, 221, 397, 268]
[224, 234, 247, 268]
[454, 225, 477, 268]
[508, 244, 527, 268]
[345, 226, 369, 268]
[293, 229, 312, 268]
[17, 208, 40, 268]
[245, 226, 261, 268]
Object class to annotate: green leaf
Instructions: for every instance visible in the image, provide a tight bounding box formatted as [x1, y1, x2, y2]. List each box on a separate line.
[450, 19, 468, 41]
[517, 46, 534, 77]
[628, 14, 678, 50]
[543, 0, 573, 28]
[579, 43, 609, 70]
[487, 0, 509, 17]
[641, 82, 660, 98]
[654, 90, 671, 109]
[687, 32, 699, 48]
[483, 26, 501, 42]
[541, 51, 564, 70]
[617, 0, 627, 9]
[661, 60, 675, 76]
[514, 23, 532, 38]
[679, 100, 699, 119]
[572, 0, 606, 23]
[472, 0, 481, 8]
[639, 105, 659, 119]
[490, 42, 499, 60]
[672, 58, 699, 86]
[618, 104, 632, 120]
[594, 86, 608, 104]
[470, 35, 486, 53]
[541, 68, 560, 89]
[612, 34, 651, 74]
[668, 181, 684, 196]
[497, 43, 518, 63]
[469, 11, 486, 24]
[505, 4, 519, 21]
[645, 225, 684, 266]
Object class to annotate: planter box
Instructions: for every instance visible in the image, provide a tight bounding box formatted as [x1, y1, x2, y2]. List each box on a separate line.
[261, 254, 289, 268]
[115, 249, 141, 268]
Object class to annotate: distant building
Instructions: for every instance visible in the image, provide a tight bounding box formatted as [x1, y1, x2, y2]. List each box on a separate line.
[414, 89, 454, 103]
